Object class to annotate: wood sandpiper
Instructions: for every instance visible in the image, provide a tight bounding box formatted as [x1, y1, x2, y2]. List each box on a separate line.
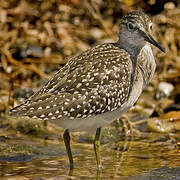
[10, 11, 165, 170]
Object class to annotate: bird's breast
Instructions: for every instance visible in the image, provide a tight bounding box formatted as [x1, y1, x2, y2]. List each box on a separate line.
[137, 43, 156, 87]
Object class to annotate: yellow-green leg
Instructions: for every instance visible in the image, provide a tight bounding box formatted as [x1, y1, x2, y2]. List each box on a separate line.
[63, 129, 74, 170]
[93, 127, 102, 169]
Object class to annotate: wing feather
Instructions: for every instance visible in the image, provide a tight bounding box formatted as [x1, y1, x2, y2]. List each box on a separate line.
[10, 43, 133, 120]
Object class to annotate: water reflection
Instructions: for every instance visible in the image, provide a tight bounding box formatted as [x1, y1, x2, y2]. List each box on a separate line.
[0, 133, 179, 179]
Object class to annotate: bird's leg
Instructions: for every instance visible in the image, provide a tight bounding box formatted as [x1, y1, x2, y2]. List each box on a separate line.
[93, 127, 102, 169]
[63, 129, 74, 170]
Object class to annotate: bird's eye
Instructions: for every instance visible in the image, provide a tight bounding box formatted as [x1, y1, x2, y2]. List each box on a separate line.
[149, 23, 153, 31]
[127, 22, 135, 31]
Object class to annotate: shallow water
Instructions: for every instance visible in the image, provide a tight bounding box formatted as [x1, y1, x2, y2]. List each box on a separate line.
[0, 132, 180, 180]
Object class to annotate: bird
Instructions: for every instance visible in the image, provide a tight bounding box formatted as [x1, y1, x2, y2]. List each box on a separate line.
[10, 11, 165, 170]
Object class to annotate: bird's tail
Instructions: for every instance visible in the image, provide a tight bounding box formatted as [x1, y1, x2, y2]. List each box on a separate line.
[10, 102, 27, 116]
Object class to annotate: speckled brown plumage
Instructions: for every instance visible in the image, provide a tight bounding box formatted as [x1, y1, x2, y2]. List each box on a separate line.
[11, 44, 132, 123]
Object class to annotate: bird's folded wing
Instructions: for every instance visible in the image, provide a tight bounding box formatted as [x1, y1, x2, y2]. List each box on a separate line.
[10, 43, 133, 120]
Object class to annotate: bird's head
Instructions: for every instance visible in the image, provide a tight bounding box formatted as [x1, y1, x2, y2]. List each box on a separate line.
[118, 11, 165, 54]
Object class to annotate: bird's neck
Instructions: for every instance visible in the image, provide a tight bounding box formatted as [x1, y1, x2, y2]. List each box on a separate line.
[114, 31, 146, 63]
[136, 43, 156, 87]
[114, 40, 144, 62]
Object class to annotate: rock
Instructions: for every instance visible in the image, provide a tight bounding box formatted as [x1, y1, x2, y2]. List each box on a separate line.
[156, 82, 174, 99]
[164, 2, 175, 10]
[147, 111, 180, 133]
[13, 87, 34, 102]
[122, 167, 180, 180]
[12, 43, 44, 60]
